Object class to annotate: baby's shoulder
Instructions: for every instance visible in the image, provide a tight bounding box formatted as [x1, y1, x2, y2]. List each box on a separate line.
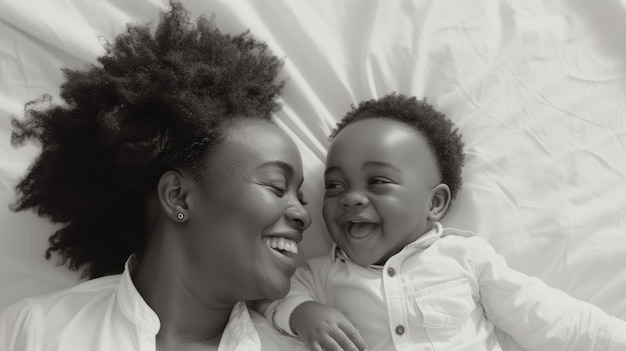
[300, 245, 364, 276]
[300, 251, 336, 272]
[441, 227, 476, 239]
[437, 227, 493, 251]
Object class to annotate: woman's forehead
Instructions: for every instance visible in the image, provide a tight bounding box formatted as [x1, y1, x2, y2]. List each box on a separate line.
[210, 120, 303, 175]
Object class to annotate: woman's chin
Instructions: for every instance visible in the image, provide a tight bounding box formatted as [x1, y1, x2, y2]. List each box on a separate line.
[261, 276, 291, 301]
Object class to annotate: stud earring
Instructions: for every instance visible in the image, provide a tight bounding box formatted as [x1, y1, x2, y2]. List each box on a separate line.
[177, 212, 184, 220]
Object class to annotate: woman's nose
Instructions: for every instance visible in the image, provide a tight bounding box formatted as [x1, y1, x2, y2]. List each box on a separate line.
[286, 201, 312, 231]
[339, 191, 369, 209]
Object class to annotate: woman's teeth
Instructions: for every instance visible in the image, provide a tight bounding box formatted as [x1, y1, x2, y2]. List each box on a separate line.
[265, 237, 298, 254]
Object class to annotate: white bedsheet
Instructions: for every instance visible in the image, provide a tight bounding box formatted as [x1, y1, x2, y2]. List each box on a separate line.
[1, 1, 626, 350]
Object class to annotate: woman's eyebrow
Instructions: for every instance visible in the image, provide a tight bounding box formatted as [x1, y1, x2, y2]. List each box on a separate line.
[257, 161, 294, 177]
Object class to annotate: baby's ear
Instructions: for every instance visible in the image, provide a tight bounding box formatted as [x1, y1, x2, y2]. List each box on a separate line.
[427, 183, 451, 221]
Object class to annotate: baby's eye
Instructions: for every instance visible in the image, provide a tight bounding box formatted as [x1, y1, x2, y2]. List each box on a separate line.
[324, 182, 345, 190]
[324, 181, 345, 197]
[369, 177, 392, 185]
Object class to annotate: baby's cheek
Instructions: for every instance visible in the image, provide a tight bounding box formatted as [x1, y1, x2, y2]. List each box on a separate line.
[321, 201, 337, 223]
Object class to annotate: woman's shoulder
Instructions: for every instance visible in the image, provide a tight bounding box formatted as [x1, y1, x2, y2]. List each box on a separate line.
[30, 274, 119, 304]
[0, 274, 122, 350]
[1, 274, 121, 322]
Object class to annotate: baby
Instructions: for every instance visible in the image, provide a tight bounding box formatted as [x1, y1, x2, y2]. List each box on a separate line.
[258, 93, 626, 351]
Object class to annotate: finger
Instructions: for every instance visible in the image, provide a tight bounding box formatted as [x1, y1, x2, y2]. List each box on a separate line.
[309, 334, 342, 351]
[319, 334, 344, 351]
[328, 327, 360, 351]
[337, 321, 368, 351]
[308, 342, 324, 351]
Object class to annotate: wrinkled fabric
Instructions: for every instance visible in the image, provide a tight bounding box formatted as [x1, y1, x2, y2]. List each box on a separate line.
[2, 2, 626, 351]
[264, 225, 626, 351]
[0, 258, 306, 351]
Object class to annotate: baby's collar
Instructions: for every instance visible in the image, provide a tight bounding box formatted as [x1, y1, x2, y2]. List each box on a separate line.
[330, 222, 444, 267]
[407, 222, 444, 249]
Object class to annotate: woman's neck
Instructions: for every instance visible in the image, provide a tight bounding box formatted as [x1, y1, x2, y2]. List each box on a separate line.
[131, 245, 235, 346]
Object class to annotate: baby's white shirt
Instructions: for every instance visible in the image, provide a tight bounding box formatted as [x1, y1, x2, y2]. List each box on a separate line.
[262, 224, 626, 351]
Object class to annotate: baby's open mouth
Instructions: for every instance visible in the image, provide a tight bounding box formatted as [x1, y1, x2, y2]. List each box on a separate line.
[348, 221, 378, 238]
[264, 237, 298, 255]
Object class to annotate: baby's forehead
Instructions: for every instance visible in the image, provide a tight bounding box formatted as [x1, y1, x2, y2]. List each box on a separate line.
[332, 118, 429, 149]
[327, 120, 436, 166]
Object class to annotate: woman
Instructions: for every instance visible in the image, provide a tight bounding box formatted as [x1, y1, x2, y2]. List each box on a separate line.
[0, 2, 309, 350]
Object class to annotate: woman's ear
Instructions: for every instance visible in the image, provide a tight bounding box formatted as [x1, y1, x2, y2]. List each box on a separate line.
[157, 170, 189, 223]
[427, 183, 451, 222]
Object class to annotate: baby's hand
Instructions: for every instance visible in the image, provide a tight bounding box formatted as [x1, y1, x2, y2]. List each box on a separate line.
[290, 301, 368, 351]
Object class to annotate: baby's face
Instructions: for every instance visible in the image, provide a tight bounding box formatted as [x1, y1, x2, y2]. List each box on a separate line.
[323, 118, 441, 266]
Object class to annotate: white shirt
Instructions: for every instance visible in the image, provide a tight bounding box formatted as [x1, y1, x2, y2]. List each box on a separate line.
[0, 258, 306, 351]
[263, 224, 626, 351]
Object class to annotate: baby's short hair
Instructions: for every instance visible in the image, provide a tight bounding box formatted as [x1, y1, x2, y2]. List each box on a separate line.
[329, 93, 465, 200]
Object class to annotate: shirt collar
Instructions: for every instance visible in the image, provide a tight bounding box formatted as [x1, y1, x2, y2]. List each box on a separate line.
[115, 256, 262, 349]
[218, 301, 262, 351]
[331, 222, 444, 267]
[116, 255, 161, 334]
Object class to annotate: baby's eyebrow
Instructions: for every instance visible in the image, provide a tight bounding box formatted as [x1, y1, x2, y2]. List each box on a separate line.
[324, 166, 341, 177]
[363, 161, 402, 173]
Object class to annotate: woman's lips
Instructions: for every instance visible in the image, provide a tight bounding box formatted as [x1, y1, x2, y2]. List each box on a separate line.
[263, 236, 299, 270]
[264, 236, 298, 254]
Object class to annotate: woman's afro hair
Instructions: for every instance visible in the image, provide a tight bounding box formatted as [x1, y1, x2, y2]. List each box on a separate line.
[329, 93, 465, 200]
[10, 1, 285, 279]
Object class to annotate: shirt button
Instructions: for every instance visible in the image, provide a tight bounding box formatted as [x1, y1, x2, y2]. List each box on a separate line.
[387, 267, 396, 277]
[395, 325, 405, 335]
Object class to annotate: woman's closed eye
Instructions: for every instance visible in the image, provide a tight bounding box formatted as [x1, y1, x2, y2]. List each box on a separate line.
[268, 184, 287, 197]
[267, 183, 307, 206]
[298, 193, 308, 206]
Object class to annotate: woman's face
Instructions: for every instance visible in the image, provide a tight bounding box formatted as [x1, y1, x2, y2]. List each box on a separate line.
[184, 119, 311, 301]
